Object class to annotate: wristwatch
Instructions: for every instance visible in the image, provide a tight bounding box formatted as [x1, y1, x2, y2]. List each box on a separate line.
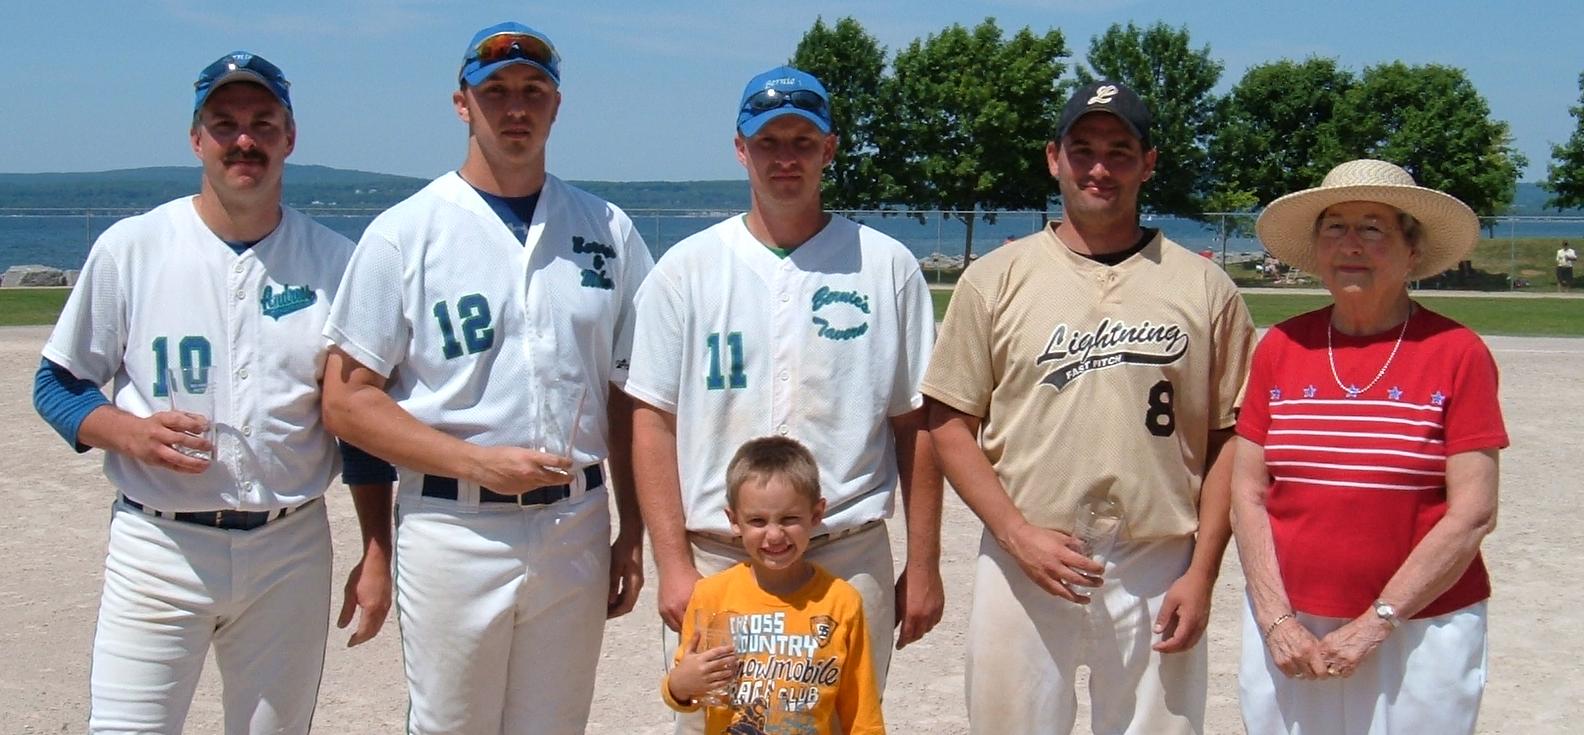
[1372, 599, 1401, 628]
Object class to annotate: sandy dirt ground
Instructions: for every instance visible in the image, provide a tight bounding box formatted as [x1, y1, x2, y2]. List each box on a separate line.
[1, 324, 1580, 734]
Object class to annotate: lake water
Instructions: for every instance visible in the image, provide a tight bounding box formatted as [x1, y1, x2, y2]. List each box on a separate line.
[4, 207, 1583, 273]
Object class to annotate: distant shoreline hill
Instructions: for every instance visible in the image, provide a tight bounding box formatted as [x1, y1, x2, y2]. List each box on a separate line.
[1, 165, 1576, 216]
[0, 165, 751, 212]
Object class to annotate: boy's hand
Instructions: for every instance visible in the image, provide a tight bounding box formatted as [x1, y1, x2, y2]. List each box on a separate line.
[667, 629, 737, 703]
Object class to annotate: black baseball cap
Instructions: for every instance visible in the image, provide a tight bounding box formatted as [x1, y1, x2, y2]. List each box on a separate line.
[1056, 80, 1151, 149]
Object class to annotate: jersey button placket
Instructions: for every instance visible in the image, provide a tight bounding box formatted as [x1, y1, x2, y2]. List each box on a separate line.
[228, 260, 257, 506]
[770, 268, 798, 439]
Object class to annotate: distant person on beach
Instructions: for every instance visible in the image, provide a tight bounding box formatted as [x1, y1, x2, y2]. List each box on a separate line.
[319, 22, 651, 733]
[923, 80, 1256, 733]
[1233, 159, 1506, 734]
[626, 64, 943, 733]
[1558, 241, 1577, 290]
[1263, 253, 1282, 281]
[32, 52, 384, 733]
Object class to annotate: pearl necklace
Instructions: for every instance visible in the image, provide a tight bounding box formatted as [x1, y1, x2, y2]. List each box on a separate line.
[1327, 305, 1413, 399]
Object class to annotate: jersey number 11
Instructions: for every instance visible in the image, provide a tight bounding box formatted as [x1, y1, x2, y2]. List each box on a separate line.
[705, 332, 746, 390]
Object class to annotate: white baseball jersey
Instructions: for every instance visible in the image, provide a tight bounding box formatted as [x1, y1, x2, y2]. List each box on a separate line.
[43, 197, 353, 512]
[323, 172, 653, 503]
[624, 214, 933, 535]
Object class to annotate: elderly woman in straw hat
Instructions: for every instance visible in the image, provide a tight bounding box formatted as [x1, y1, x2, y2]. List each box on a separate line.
[1229, 159, 1509, 734]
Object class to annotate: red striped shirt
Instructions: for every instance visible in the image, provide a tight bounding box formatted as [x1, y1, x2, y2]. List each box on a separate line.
[1238, 306, 1508, 619]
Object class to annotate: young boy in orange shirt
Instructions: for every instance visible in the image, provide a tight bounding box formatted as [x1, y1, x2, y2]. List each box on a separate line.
[662, 436, 885, 734]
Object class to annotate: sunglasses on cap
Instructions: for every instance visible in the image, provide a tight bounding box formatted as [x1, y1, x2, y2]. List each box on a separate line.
[195, 54, 290, 92]
[468, 31, 559, 69]
[741, 88, 829, 117]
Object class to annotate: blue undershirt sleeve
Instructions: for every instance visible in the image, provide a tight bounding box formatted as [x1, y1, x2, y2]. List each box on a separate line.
[33, 358, 109, 453]
[339, 440, 397, 485]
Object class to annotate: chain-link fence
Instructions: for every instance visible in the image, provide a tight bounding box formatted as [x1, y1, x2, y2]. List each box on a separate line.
[5, 208, 1582, 291]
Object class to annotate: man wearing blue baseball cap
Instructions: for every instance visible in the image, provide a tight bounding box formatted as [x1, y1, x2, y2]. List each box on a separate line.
[34, 51, 380, 732]
[628, 64, 944, 730]
[321, 21, 652, 735]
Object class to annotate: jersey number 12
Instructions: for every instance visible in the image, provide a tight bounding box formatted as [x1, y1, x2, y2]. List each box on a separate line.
[434, 295, 495, 359]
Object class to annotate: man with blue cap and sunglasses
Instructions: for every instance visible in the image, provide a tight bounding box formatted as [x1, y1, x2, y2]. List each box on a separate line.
[34, 51, 378, 732]
[322, 21, 652, 734]
[628, 65, 944, 730]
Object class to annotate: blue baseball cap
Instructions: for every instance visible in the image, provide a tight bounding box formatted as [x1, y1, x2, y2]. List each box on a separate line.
[736, 66, 832, 137]
[194, 52, 292, 114]
[460, 22, 561, 87]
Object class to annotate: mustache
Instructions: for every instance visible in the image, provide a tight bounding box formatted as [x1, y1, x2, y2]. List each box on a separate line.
[223, 148, 268, 166]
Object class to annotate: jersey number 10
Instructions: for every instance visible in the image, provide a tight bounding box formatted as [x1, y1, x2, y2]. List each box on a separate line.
[151, 336, 213, 397]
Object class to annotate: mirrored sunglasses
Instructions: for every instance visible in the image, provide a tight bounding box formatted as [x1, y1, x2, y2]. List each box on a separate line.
[469, 32, 559, 69]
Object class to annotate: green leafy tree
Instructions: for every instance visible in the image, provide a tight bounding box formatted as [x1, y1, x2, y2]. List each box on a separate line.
[880, 18, 1069, 260]
[1335, 62, 1527, 218]
[1076, 22, 1222, 215]
[1208, 58, 1354, 206]
[1542, 71, 1584, 210]
[790, 17, 890, 211]
[1203, 187, 1259, 264]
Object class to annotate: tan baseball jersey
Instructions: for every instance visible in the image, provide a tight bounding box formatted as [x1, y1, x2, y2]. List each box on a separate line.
[923, 225, 1255, 539]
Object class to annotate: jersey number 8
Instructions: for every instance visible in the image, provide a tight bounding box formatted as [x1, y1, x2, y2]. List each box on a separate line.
[1145, 380, 1176, 437]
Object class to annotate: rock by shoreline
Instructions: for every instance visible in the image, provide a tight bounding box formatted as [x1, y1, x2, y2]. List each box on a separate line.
[1, 265, 76, 287]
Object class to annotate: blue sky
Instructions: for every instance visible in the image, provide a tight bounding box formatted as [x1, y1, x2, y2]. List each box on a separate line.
[3, 0, 1580, 182]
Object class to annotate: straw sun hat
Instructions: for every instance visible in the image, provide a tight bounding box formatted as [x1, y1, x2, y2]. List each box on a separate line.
[1255, 159, 1480, 281]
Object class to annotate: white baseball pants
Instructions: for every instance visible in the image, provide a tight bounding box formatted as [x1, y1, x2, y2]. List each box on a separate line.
[1239, 599, 1487, 735]
[89, 498, 331, 734]
[667, 522, 895, 734]
[965, 531, 1205, 735]
[395, 487, 611, 735]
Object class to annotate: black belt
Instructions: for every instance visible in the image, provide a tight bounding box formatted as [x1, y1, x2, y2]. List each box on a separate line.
[421, 465, 603, 506]
[120, 495, 314, 531]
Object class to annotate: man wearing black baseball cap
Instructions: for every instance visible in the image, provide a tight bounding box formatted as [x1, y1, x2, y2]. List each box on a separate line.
[924, 80, 1255, 733]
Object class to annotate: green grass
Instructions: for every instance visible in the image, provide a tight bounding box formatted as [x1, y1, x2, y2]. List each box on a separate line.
[0, 287, 69, 326]
[1227, 236, 1579, 291]
[1248, 294, 1584, 336]
[9, 284, 1581, 337]
[933, 289, 1584, 337]
[931, 236, 1583, 292]
[1466, 237, 1572, 291]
